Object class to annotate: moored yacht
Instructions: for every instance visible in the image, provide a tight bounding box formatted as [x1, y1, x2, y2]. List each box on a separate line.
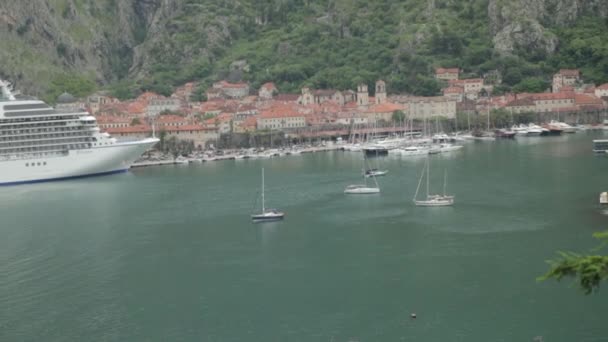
[550, 120, 576, 133]
[391, 145, 429, 156]
[543, 122, 564, 135]
[512, 124, 529, 135]
[432, 133, 451, 143]
[494, 129, 516, 139]
[526, 123, 544, 136]
[0, 80, 158, 185]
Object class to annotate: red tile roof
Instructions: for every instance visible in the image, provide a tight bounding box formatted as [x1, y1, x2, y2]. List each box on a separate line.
[137, 92, 162, 102]
[260, 105, 304, 119]
[559, 69, 580, 77]
[260, 82, 277, 90]
[242, 115, 258, 128]
[575, 94, 604, 105]
[506, 97, 535, 106]
[530, 92, 575, 101]
[274, 94, 300, 102]
[95, 115, 131, 124]
[597, 83, 608, 90]
[435, 67, 460, 74]
[368, 102, 403, 113]
[216, 81, 249, 89]
[156, 114, 188, 123]
[443, 87, 464, 94]
[163, 124, 210, 132]
[313, 89, 339, 96]
[105, 124, 151, 134]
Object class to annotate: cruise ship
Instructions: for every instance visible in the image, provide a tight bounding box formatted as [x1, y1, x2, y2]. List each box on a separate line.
[0, 80, 159, 185]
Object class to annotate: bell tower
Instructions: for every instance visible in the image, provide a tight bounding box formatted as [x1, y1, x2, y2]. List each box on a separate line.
[375, 80, 386, 104]
[357, 83, 369, 107]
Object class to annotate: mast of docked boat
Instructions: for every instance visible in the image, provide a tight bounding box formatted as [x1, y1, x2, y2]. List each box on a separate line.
[413, 159, 425, 201]
[486, 103, 490, 133]
[362, 156, 368, 186]
[426, 156, 430, 199]
[261, 168, 265, 213]
[152, 116, 156, 138]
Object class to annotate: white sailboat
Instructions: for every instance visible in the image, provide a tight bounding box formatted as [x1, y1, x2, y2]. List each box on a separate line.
[364, 169, 388, 177]
[413, 158, 454, 206]
[251, 168, 285, 222]
[345, 158, 380, 194]
[364, 155, 388, 177]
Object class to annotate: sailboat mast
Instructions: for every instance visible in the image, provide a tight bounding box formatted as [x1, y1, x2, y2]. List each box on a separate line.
[362, 156, 368, 186]
[262, 168, 265, 212]
[487, 105, 490, 131]
[426, 157, 430, 198]
[414, 161, 425, 201]
[443, 169, 447, 196]
[436, 116, 439, 134]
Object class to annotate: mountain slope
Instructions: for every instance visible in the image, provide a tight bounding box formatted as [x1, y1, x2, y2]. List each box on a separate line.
[1, 0, 607, 98]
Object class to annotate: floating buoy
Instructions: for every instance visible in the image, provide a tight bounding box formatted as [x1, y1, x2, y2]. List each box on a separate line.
[410, 313, 417, 319]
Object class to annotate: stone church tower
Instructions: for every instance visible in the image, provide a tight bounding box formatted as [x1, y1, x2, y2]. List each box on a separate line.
[375, 80, 386, 104]
[357, 84, 369, 107]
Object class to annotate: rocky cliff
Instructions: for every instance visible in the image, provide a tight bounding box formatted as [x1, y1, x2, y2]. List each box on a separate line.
[0, 0, 181, 94]
[0, 0, 607, 96]
[489, 0, 608, 54]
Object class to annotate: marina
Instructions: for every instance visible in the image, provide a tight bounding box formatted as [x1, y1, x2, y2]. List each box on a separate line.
[2, 131, 608, 341]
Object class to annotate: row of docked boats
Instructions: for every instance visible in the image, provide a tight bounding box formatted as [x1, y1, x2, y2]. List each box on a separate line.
[510, 121, 577, 136]
[342, 135, 465, 157]
[345, 120, 578, 156]
[474, 121, 579, 140]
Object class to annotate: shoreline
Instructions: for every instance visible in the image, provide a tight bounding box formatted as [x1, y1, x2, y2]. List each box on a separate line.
[131, 145, 344, 168]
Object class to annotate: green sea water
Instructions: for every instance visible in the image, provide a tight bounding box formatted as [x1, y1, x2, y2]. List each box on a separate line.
[2, 132, 608, 341]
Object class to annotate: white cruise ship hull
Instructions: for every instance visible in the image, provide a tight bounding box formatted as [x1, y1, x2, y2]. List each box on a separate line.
[0, 138, 158, 185]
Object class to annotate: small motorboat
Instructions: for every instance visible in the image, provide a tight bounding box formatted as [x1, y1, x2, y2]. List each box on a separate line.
[344, 184, 380, 194]
[364, 168, 388, 177]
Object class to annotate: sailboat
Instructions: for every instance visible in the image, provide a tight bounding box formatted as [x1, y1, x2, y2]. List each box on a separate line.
[364, 155, 388, 177]
[472, 104, 496, 141]
[251, 168, 285, 222]
[345, 157, 380, 194]
[413, 157, 454, 206]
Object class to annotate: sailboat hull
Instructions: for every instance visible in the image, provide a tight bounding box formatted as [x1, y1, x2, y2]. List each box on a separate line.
[414, 198, 454, 206]
[344, 186, 380, 194]
[253, 168, 285, 222]
[251, 212, 285, 222]
[364, 170, 388, 177]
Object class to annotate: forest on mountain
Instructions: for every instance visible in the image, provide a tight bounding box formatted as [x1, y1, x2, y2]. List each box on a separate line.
[0, 0, 607, 100]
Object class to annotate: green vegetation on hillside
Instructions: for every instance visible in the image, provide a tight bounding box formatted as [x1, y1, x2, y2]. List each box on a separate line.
[133, 1, 608, 97]
[5, 0, 607, 99]
[44, 73, 96, 103]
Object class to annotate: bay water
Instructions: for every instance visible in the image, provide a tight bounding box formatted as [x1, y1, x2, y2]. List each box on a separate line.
[2, 132, 608, 341]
